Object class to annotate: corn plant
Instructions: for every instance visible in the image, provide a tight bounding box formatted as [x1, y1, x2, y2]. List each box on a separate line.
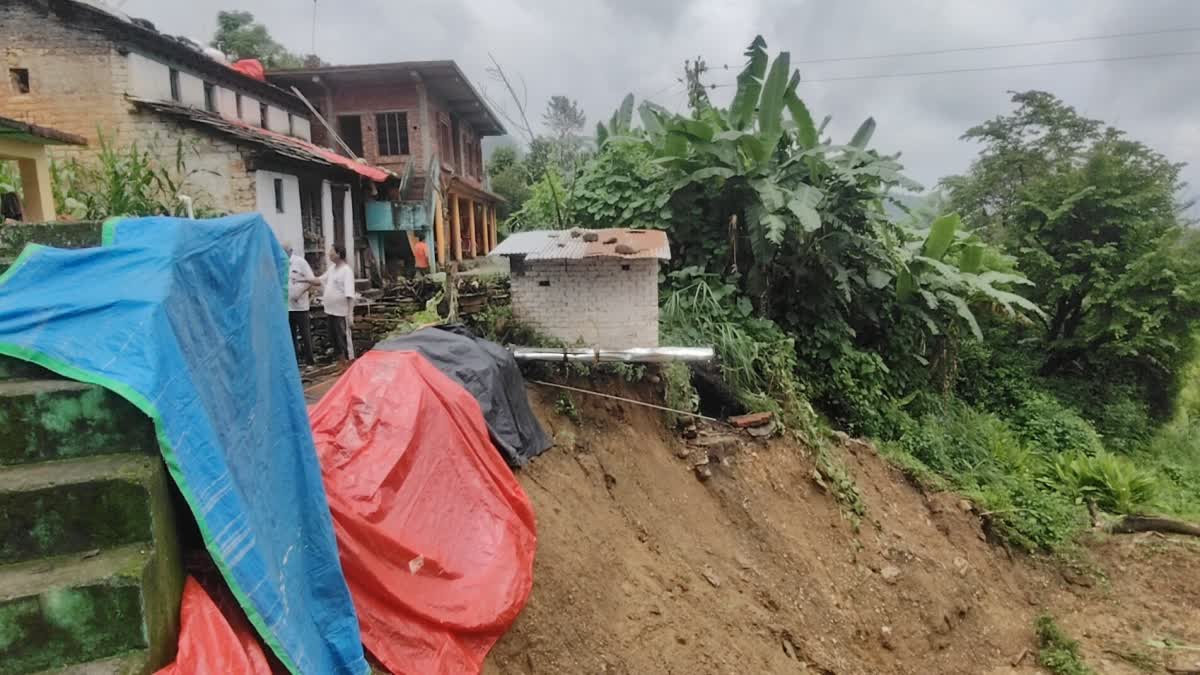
[52, 131, 216, 220]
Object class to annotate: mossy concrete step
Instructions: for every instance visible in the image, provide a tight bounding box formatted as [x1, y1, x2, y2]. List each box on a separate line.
[0, 378, 156, 467]
[0, 222, 104, 259]
[34, 650, 150, 675]
[0, 358, 60, 382]
[0, 222, 103, 278]
[0, 455, 167, 566]
[0, 545, 171, 675]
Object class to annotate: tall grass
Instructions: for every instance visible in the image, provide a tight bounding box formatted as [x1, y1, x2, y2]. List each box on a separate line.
[660, 271, 813, 427]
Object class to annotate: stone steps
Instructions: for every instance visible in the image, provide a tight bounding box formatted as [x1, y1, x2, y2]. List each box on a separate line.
[0, 378, 157, 467]
[0, 357, 183, 674]
[0, 545, 155, 675]
[0, 221, 102, 278]
[0, 455, 160, 566]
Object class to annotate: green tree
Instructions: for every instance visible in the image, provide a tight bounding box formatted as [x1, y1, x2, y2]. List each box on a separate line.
[947, 91, 1200, 413]
[487, 145, 530, 219]
[210, 11, 305, 69]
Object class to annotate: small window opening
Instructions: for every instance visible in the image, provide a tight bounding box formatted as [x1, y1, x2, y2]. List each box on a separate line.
[9, 68, 30, 94]
[538, 280, 551, 287]
[203, 82, 216, 112]
[273, 178, 285, 213]
[288, 113, 295, 136]
[168, 68, 180, 102]
[235, 93, 243, 119]
[260, 102, 269, 129]
[621, 264, 631, 271]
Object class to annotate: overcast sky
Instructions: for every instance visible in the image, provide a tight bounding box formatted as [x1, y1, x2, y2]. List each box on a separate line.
[114, 0, 1200, 200]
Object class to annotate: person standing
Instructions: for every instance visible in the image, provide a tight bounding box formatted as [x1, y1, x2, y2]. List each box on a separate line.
[284, 242, 318, 366]
[321, 244, 356, 367]
[407, 230, 430, 276]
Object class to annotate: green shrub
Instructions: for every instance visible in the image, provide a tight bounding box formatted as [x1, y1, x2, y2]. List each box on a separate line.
[1045, 452, 1159, 515]
[660, 269, 815, 431]
[1139, 421, 1200, 519]
[1012, 394, 1104, 456]
[661, 362, 699, 424]
[887, 402, 1086, 551]
[1035, 614, 1093, 675]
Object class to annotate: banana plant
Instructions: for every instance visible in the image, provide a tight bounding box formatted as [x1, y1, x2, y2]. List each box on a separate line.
[896, 212, 1045, 339]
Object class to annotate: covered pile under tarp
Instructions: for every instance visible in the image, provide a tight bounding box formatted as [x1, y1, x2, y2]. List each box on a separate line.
[376, 325, 552, 466]
[311, 350, 537, 674]
[156, 577, 272, 675]
[0, 215, 368, 675]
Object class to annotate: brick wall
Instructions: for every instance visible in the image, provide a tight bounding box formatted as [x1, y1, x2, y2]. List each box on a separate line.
[2, 3, 259, 215]
[510, 258, 660, 348]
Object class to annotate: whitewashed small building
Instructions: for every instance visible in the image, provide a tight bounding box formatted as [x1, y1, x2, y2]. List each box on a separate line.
[492, 229, 670, 348]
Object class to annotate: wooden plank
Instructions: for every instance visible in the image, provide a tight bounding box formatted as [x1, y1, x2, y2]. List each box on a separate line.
[490, 205, 498, 251]
[432, 191, 447, 267]
[450, 193, 462, 262]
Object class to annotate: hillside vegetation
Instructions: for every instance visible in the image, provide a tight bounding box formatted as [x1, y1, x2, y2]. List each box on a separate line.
[501, 36, 1200, 552]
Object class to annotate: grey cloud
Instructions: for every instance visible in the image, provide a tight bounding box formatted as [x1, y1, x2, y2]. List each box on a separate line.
[118, 0, 1197, 200]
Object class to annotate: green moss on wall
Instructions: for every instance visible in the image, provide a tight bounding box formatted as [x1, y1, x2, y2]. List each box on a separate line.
[0, 584, 146, 674]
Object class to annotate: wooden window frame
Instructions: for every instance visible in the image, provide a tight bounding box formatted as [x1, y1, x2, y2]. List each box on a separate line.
[374, 110, 410, 158]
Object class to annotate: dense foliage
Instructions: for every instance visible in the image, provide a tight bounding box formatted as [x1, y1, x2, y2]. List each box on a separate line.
[509, 37, 1200, 549]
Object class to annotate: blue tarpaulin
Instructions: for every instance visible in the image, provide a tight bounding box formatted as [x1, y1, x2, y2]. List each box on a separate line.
[0, 215, 368, 675]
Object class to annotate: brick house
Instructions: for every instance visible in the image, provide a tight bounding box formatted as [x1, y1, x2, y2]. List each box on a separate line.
[0, 0, 393, 276]
[491, 229, 671, 348]
[267, 62, 507, 275]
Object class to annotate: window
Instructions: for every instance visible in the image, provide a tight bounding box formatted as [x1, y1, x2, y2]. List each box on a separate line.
[337, 115, 363, 157]
[287, 113, 295, 136]
[9, 68, 29, 94]
[438, 120, 452, 164]
[203, 82, 215, 112]
[168, 68, 180, 102]
[375, 112, 409, 156]
[273, 178, 285, 213]
[235, 93, 243, 119]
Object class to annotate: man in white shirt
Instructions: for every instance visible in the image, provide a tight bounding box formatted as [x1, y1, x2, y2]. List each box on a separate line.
[320, 244, 356, 366]
[284, 242, 319, 366]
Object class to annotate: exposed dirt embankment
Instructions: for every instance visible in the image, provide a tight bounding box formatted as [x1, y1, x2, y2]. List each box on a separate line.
[483, 379, 1200, 675]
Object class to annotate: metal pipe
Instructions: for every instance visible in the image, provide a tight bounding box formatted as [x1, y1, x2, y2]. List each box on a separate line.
[511, 346, 714, 363]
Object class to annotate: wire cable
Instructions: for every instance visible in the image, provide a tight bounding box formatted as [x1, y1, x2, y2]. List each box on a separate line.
[792, 49, 1200, 83]
[794, 26, 1200, 64]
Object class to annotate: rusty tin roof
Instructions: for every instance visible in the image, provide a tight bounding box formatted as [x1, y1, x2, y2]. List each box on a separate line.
[491, 229, 670, 261]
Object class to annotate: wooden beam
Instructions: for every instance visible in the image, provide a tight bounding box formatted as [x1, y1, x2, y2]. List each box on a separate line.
[466, 198, 477, 259]
[490, 205, 498, 251]
[450, 193, 462, 262]
[432, 191, 447, 268]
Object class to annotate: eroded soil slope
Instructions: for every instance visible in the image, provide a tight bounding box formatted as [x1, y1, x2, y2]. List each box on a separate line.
[484, 380, 1200, 675]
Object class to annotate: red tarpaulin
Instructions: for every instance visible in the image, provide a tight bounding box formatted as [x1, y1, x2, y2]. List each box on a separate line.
[156, 577, 272, 675]
[230, 58, 266, 81]
[310, 351, 538, 674]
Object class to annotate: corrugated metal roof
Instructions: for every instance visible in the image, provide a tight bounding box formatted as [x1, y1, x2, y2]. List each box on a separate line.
[491, 229, 671, 261]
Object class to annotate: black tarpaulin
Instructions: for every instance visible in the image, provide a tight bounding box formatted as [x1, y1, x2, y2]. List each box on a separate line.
[374, 325, 551, 466]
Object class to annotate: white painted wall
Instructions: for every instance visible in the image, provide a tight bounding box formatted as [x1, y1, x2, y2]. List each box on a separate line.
[266, 106, 289, 134]
[215, 86, 238, 119]
[292, 116, 312, 141]
[510, 258, 661, 348]
[255, 171, 302, 249]
[178, 71, 205, 108]
[318, 181, 356, 274]
[125, 52, 172, 101]
[240, 95, 261, 125]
